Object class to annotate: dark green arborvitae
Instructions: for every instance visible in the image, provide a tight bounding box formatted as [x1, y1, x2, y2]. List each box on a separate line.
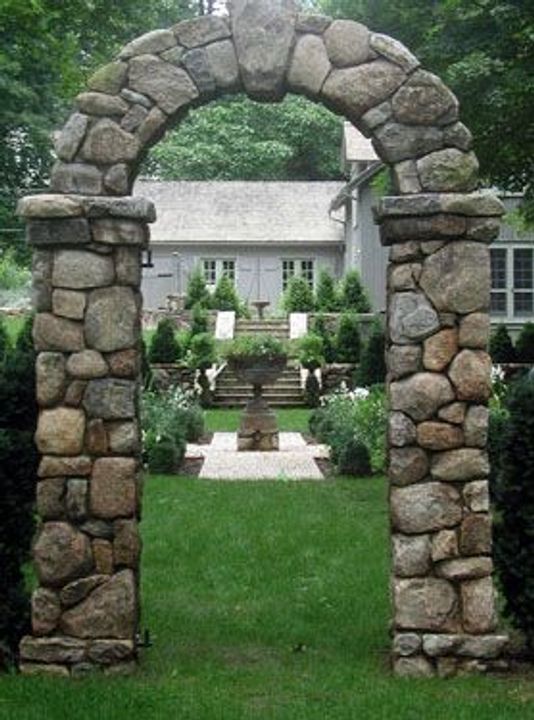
[489, 324, 516, 363]
[340, 270, 371, 313]
[335, 312, 361, 364]
[185, 267, 211, 310]
[516, 322, 534, 364]
[149, 318, 181, 364]
[355, 323, 386, 387]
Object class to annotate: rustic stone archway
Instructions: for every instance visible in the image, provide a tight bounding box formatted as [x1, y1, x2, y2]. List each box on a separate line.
[17, 0, 507, 678]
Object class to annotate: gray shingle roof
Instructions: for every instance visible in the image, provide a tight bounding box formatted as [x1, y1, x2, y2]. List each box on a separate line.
[134, 180, 345, 245]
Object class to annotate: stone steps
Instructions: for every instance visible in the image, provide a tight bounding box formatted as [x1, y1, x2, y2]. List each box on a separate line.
[213, 364, 304, 407]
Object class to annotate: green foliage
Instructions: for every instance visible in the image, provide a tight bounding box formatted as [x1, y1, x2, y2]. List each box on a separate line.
[489, 324, 516, 363]
[212, 275, 241, 314]
[190, 302, 209, 337]
[304, 373, 321, 409]
[355, 323, 386, 387]
[225, 334, 287, 363]
[340, 270, 371, 313]
[185, 268, 211, 310]
[298, 333, 325, 370]
[516, 322, 534, 363]
[147, 435, 184, 474]
[188, 332, 216, 370]
[149, 318, 181, 364]
[0, 316, 11, 367]
[337, 438, 372, 477]
[312, 313, 336, 363]
[493, 377, 534, 647]
[283, 276, 315, 314]
[0, 250, 30, 292]
[0, 315, 37, 669]
[310, 385, 386, 474]
[145, 94, 343, 182]
[315, 269, 338, 312]
[335, 312, 361, 364]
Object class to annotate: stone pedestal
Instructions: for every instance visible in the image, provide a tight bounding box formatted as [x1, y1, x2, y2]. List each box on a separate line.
[237, 394, 280, 451]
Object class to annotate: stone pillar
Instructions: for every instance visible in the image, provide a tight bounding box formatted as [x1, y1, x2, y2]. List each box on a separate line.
[377, 191, 509, 678]
[17, 193, 155, 677]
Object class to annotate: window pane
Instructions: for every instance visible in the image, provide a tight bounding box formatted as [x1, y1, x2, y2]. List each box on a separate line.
[490, 292, 507, 315]
[514, 249, 533, 290]
[514, 292, 533, 316]
[222, 260, 235, 283]
[282, 260, 295, 291]
[203, 260, 216, 286]
[300, 259, 314, 289]
[490, 249, 507, 289]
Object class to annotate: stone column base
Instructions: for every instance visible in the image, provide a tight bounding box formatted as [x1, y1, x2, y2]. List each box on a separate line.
[237, 396, 279, 451]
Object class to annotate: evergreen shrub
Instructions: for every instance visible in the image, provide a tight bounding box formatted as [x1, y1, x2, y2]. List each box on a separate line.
[315, 269, 338, 312]
[493, 377, 534, 648]
[298, 333, 325, 370]
[190, 302, 209, 336]
[337, 438, 372, 477]
[304, 373, 321, 408]
[336, 312, 361, 363]
[185, 268, 211, 310]
[312, 314, 336, 363]
[516, 322, 534, 363]
[489, 324, 516, 363]
[149, 318, 181, 364]
[188, 333, 217, 370]
[355, 323, 386, 387]
[212, 275, 241, 314]
[283, 276, 314, 313]
[339, 270, 371, 312]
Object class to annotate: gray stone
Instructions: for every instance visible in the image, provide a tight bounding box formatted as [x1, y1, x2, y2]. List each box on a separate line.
[444, 121, 474, 151]
[18, 195, 84, 220]
[288, 34, 331, 96]
[67, 350, 108, 379]
[79, 520, 114, 540]
[75, 92, 129, 117]
[387, 344, 422, 379]
[390, 372, 455, 422]
[115, 247, 141, 286]
[90, 458, 137, 520]
[38, 455, 92, 478]
[458, 635, 508, 659]
[393, 655, 435, 678]
[231, 0, 297, 99]
[51, 163, 103, 197]
[392, 160, 422, 194]
[36, 408, 86, 456]
[423, 329, 458, 372]
[83, 379, 136, 420]
[91, 218, 147, 246]
[160, 46, 186, 66]
[60, 575, 108, 608]
[322, 61, 406, 121]
[107, 349, 139, 378]
[431, 448, 489, 482]
[369, 34, 419, 73]
[81, 196, 155, 222]
[436, 557, 493, 581]
[32, 588, 61, 636]
[33, 313, 84, 353]
[36, 353, 66, 407]
[85, 287, 139, 352]
[467, 216, 501, 243]
[417, 149, 479, 192]
[394, 578, 458, 631]
[449, 350, 492, 403]
[108, 422, 140, 454]
[52, 289, 86, 320]
[393, 633, 421, 657]
[120, 105, 149, 133]
[52, 249, 114, 289]
[66, 479, 88, 521]
[391, 483, 462, 534]
[60, 570, 136, 639]
[389, 412, 417, 447]
[54, 113, 89, 162]
[120, 87, 153, 108]
[36, 478, 65, 520]
[65, 380, 87, 408]
[173, 15, 230, 48]
[20, 636, 87, 664]
[378, 191, 504, 219]
[393, 534, 431, 577]
[419, 242, 490, 314]
[119, 29, 176, 59]
[34, 522, 93, 587]
[392, 70, 458, 126]
[417, 422, 464, 451]
[113, 520, 141, 568]
[431, 529, 458, 562]
[459, 313, 490, 350]
[462, 578, 497, 634]
[104, 164, 130, 195]
[463, 481, 490, 513]
[296, 13, 332, 34]
[88, 62, 128, 94]
[205, 40, 240, 91]
[464, 405, 489, 447]
[128, 54, 199, 115]
[460, 513, 492, 556]
[388, 263, 421, 291]
[27, 218, 91, 247]
[136, 106, 167, 145]
[381, 214, 467, 245]
[389, 292, 440, 344]
[422, 634, 461, 657]
[374, 122, 443, 164]
[81, 119, 139, 165]
[323, 19, 370, 67]
[359, 100, 392, 134]
[390, 447, 429, 486]
[88, 639, 135, 665]
[182, 47, 216, 95]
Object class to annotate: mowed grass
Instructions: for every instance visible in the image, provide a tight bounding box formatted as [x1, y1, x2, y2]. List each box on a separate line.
[206, 407, 311, 434]
[1, 475, 533, 719]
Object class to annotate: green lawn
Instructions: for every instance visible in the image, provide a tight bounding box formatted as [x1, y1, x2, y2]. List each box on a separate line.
[206, 408, 311, 434]
[1, 475, 533, 719]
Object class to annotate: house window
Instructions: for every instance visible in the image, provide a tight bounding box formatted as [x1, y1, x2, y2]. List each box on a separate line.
[282, 259, 315, 291]
[490, 249, 507, 315]
[202, 259, 236, 288]
[513, 248, 533, 316]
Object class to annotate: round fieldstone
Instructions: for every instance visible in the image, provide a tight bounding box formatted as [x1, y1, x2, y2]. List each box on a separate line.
[83, 378, 136, 419]
[128, 55, 199, 115]
[390, 447, 429, 486]
[394, 577, 458, 631]
[52, 250, 115, 290]
[323, 19, 370, 67]
[464, 405, 489, 447]
[36, 408, 86, 456]
[85, 287, 139, 353]
[389, 412, 417, 447]
[389, 292, 440, 345]
[417, 149, 479, 192]
[392, 70, 458, 126]
[419, 242, 490, 314]
[461, 578, 496, 634]
[90, 458, 137, 519]
[460, 514, 492, 555]
[387, 345, 422, 379]
[36, 353, 67, 407]
[393, 534, 431, 577]
[459, 313, 490, 349]
[448, 350, 492, 402]
[431, 448, 489, 482]
[33, 314, 84, 353]
[34, 522, 93, 587]
[67, 350, 108, 379]
[417, 421, 464, 451]
[423, 329, 458, 372]
[31, 588, 61, 636]
[390, 372, 455, 421]
[391, 482, 462, 534]
[81, 119, 139, 165]
[288, 34, 331, 96]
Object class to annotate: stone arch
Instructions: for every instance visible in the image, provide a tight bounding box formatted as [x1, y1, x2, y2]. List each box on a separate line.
[17, 0, 507, 678]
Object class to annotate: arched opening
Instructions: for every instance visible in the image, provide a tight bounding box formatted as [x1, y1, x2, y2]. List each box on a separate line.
[17, 2, 507, 678]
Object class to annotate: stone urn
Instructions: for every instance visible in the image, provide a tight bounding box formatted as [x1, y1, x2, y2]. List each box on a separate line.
[229, 354, 287, 451]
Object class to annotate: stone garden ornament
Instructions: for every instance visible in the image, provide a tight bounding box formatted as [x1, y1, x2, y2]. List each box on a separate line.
[17, 0, 507, 678]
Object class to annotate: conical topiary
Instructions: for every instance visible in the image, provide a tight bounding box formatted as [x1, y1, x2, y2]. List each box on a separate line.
[340, 270, 371, 313]
[149, 318, 181, 364]
[489, 324, 516, 363]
